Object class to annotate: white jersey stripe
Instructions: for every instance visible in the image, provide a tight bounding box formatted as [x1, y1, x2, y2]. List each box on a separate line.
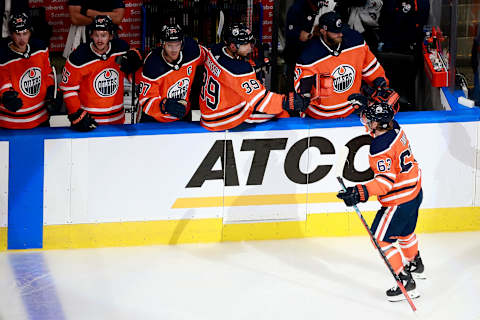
[59, 85, 80, 91]
[201, 103, 250, 128]
[257, 92, 274, 113]
[201, 102, 246, 119]
[0, 109, 47, 123]
[399, 238, 418, 249]
[145, 97, 160, 114]
[393, 174, 421, 187]
[362, 63, 380, 77]
[63, 92, 78, 99]
[94, 112, 125, 123]
[83, 103, 123, 113]
[0, 101, 45, 113]
[380, 189, 417, 202]
[362, 57, 378, 73]
[1, 83, 12, 91]
[307, 105, 353, 117]
[376, 177, 394, 189]
[379, 206, 396, 241]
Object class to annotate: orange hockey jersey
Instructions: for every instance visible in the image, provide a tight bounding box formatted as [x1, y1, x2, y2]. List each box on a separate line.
[199, 44, 286, 131]
[365, 121, 422, 207]
[138, 37, 206, 122]
[60, 39, 129, 125]
[0, 39, 53, 129]
[295, 28, 387, 119]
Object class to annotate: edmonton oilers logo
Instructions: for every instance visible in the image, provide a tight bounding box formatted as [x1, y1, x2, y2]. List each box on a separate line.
[20, 67, 42, 97]
[331, 64, 355, 93]
[94, 68, 119, 97]
[167, 77, 190, 99]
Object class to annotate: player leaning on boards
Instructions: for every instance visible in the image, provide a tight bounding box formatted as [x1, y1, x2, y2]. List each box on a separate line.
[60, 15, 142, 131]
[138, 24, 206, 123]
[295, 11, 391, 119]
[0, 12, 62, 129]
[337, 101, 425, 302]
[199, 23, 310, 131]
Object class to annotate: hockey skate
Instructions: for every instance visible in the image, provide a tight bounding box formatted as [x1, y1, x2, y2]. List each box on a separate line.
[386, 269, 420, 302]
[406, 251, 426, 279]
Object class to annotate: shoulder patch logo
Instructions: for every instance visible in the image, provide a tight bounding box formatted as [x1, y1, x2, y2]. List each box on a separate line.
[401, 2, 412, 13]
[20, 67, 42, 97]
[94, 68, 119, 97]
[331, 64, 355, 93]
[167, 77, 190, 99]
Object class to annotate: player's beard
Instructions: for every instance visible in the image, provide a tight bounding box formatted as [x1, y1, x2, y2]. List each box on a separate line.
[236, 43, 252, 59]
[326, 35, 342, 48]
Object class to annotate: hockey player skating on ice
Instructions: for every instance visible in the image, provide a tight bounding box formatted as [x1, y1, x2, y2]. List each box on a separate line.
[0, 12, 62, 129]
[199, 23, 310, 131]
[60, 15, 142, 131]
[138, 24, 206, 123]
[295, 11, 389, 119]
[336, 102, 425, 301]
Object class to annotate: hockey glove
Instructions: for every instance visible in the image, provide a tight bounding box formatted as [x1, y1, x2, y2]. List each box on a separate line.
[118, 49, 143, 74]
[336, 184, 369, 207]
[1, 90, 23, 112]
[45, 85, 64, 114]
[160, 98, 188, 119]
[68, 108, 98, 132]
[373, 87, 400, 113]
[282, 92, 310, 113]
[373, 77, 387, 89]
[348, 93, 369, 114]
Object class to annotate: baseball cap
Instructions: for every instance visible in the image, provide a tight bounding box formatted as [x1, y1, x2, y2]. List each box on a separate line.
[318, 11, 344, 33]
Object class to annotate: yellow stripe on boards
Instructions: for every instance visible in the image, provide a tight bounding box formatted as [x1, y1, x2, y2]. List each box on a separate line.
[306, 211, 377, 237]
[223, 220, 307, 242]
[416, 207, 480, 232]
[43, 218, 223, 249]
[171, 196, 223, 208]
[0, 227, 7, 251]
[306, 207, 480, 237]
[171, 192, 340, 208]
[8, 206, 479, 250]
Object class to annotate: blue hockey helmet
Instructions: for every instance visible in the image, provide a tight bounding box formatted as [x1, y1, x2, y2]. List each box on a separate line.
[222, 23, 255, 46]
[361, 102, 395, 129]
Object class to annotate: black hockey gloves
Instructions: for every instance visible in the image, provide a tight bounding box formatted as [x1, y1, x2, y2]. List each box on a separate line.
[348, 93, 369, 114]
[45, 85, 64, 114]
[373, 77, 387, 89]
[282, 92, 310, 113]
[1, 90, 23, 112]
[68, 108, 98, 132]
[118, 49, 143, 74]
[337, 184, 369, 207]
[160, 98, 188, 119]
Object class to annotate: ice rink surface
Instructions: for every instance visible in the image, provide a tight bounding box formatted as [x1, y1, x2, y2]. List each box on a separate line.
[0, 231, 479, 320]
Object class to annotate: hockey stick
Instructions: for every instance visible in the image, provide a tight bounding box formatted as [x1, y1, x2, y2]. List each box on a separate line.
[217, 10, 224, 43]
[335, 146, 417, 312]
[52, 66, 57, 99]
[131, 71, 136, 124]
